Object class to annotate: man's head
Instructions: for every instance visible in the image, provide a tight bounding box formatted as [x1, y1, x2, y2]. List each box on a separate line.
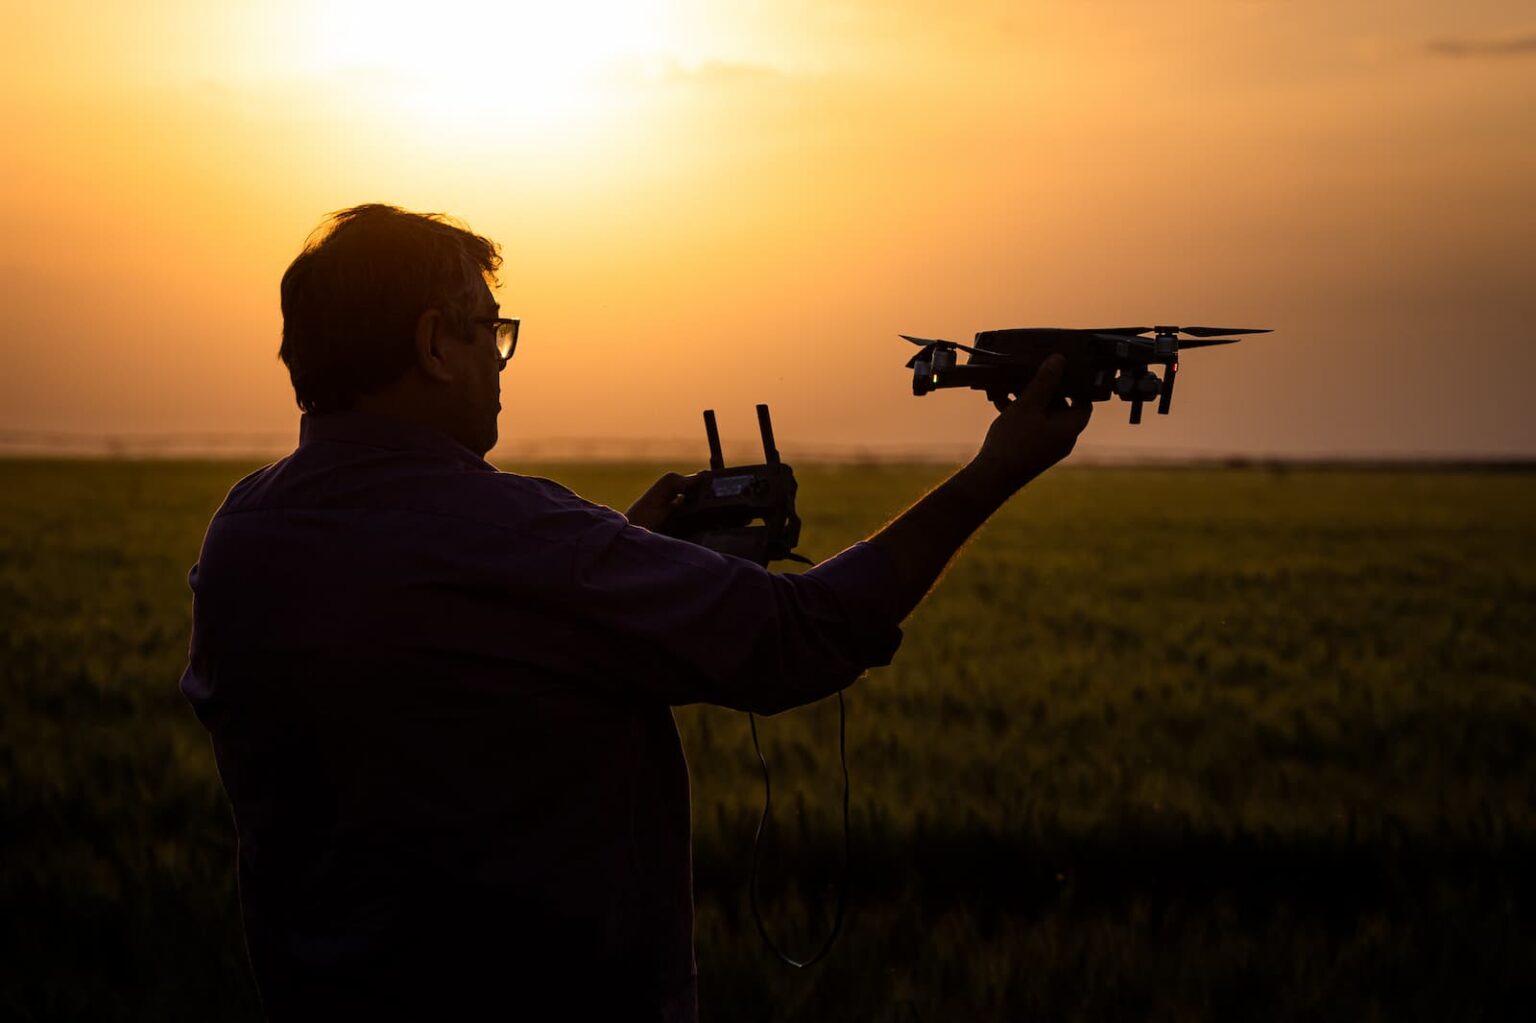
[279, 204, 508, 456]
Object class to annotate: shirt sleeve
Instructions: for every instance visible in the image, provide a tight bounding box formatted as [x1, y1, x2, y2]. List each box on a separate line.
[467, 476, 904, 714]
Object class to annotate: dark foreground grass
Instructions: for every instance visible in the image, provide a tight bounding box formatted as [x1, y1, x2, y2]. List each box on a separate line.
[2, 458, 1533, 1020]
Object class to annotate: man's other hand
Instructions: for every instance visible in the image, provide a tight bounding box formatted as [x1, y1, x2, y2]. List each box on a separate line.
[625, 472, 701, 531]
[964, 354, 1093, 502]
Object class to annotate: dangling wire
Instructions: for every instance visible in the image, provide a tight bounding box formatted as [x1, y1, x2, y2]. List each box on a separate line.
[747, 690, 850, 968]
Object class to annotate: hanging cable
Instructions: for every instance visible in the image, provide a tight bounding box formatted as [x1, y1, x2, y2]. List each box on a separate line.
[746, 690, 850, 968]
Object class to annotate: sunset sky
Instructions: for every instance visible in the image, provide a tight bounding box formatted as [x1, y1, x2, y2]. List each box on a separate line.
[3, 1, 1532, 460]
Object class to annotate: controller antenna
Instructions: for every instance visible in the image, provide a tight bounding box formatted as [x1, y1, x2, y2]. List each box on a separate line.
[756, 404, 780, 467]
[703, 409, 725, 472]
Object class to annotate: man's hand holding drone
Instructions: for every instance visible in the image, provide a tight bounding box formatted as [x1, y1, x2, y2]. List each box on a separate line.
[964, 354, 1092, 504]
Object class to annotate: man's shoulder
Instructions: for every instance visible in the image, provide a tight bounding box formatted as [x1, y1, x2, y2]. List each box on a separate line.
[425, 469, 627, 539]
[213, 450, 624, 543]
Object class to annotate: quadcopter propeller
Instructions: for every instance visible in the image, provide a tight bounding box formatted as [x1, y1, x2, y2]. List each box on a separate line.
[899, 334, 1004, 358]
[1161, 326, 1270, 338]
[1084, 326, 1271, 338]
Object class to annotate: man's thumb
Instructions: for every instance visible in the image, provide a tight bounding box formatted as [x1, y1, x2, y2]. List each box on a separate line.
[1022, 354, 1065, 410]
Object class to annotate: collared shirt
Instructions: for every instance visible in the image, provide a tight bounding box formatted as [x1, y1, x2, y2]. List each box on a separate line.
[180, 410, 902, 1020]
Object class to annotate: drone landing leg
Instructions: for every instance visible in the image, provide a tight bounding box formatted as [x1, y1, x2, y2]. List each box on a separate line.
[1158, 362, 1177, 415]
[1129, 399, 1144, 425]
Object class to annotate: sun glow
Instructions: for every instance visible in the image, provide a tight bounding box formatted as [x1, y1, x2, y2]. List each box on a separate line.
[295, 0, 689, 137]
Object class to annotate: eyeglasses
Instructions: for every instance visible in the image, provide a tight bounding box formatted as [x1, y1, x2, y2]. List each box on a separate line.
[471, 317, 520, 367]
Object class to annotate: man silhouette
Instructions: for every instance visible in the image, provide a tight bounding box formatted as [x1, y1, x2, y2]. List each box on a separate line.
[181, 204, 1090, 1020]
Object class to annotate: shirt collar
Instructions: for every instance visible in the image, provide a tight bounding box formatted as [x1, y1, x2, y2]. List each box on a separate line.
[298, 410, 495, 471]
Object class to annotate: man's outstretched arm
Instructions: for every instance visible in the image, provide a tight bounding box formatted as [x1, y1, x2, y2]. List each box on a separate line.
[866, 354, 1092, 622]
[515, 353, 1089, 714]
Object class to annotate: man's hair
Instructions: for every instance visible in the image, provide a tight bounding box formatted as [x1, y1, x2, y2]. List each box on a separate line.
[279, 204, 502, 414]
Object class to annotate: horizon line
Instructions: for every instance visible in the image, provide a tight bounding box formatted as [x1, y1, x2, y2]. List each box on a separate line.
[0, 427, 1532, 469]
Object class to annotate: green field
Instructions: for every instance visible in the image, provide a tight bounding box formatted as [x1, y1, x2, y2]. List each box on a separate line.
[3, 459, 1533, 1020]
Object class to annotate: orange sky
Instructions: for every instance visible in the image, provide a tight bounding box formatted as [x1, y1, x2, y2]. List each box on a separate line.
[2, 1, 1533, 459]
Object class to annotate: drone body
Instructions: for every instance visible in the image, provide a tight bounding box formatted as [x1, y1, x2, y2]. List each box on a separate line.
[904, 326, 1270, 423]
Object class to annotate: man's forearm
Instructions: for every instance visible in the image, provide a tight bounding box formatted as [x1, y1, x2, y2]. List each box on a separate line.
[864, 461, 1016, 623]
[862, 354, 1092, 623]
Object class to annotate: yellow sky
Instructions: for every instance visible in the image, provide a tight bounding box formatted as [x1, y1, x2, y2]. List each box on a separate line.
[2, 1, 1533, 458]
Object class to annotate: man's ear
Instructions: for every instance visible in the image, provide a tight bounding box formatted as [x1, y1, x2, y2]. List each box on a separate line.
[412, 308, 456, 384]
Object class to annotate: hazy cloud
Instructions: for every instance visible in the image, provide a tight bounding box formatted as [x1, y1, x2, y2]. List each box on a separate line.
[599, 56, 787, 92]
[654, 59, 785, 86]
[1426, 31, 1536, 57]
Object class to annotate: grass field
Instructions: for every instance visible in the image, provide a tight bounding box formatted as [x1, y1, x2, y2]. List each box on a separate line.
[2, 458, 1533, 1020]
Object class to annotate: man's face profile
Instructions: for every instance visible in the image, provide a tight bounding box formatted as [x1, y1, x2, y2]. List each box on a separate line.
[440, 279, 504, 458]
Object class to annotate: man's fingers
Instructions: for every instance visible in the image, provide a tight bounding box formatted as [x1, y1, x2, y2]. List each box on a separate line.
[1064, 395, 1093, 432]
[632, 472, 694, 511]
[639, 477, 673, 503]
[627, 472, 706, 529]
[1020, 354, 1066, 411]
[650, 472, 696, 496]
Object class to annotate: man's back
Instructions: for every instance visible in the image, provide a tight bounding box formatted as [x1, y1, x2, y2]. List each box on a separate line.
[181, 410, 902, 1019]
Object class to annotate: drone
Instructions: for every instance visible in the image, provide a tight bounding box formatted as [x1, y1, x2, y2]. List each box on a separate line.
[902, 325, 1271, 423]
